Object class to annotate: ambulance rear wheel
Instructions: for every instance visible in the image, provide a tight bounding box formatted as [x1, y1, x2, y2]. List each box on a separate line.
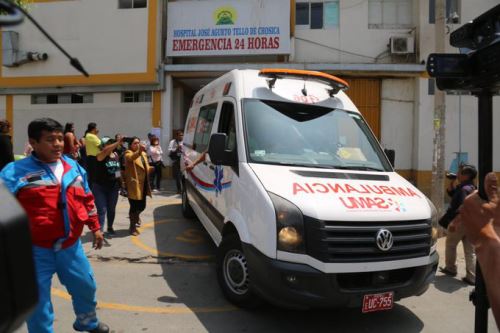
[181, 180, 195, 218]
[216, 233, 261, 309]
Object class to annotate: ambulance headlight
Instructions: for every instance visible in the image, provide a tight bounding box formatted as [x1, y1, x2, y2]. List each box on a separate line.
[427, 198, 439, 253]
[268, 192, 305, 254]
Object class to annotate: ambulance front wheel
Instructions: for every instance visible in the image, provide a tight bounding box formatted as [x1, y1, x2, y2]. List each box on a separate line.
[181, 180, 195, 218]
[216, 233, 261, 309]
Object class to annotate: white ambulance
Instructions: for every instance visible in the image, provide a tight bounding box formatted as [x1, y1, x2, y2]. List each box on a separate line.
[181, 69, 439, 312]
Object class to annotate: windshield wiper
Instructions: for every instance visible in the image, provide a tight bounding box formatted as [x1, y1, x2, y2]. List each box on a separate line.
[340, 166, 385, 172]
[276, 162, 336, 169]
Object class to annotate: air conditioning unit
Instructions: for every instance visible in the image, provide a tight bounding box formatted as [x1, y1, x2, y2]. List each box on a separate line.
[390, 36, 415, 54]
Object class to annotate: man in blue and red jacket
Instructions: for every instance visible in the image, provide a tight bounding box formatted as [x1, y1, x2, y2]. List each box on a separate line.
[0, 118, 109, 333]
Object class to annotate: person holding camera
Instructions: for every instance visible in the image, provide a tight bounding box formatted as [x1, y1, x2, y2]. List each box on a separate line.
[147, 135, 163, 192]
[439, 164, 477, 285]
[93, 136, 125, 235]
[124, 137, 153, 236]
[168, 130, 183, 193]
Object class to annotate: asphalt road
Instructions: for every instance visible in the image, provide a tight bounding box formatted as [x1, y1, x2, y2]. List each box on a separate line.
[14, 181, 498, 333]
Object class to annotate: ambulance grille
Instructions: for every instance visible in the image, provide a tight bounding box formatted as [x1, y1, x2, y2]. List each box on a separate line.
[304, 217, 432, 263]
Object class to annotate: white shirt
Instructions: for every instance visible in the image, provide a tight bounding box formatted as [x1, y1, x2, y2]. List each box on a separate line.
[147, 145, 163, 163]
[48, 159, 64, 183]
[168, 139, 183, 155]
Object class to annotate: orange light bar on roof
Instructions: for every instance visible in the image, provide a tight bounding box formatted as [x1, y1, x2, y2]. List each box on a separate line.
[259, 68, 349, 95]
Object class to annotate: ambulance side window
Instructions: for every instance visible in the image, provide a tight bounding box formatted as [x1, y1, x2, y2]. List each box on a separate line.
[193, 103, 217, 153]
[217, 102, 236, 152]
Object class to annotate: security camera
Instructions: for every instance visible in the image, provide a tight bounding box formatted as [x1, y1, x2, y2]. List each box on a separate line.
[448, 12, 460, 24]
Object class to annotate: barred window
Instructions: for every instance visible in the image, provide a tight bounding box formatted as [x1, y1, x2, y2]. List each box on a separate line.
[31, 93, 93, 104]
[121, 91, 152, 103]
[118, 0, 147, 9]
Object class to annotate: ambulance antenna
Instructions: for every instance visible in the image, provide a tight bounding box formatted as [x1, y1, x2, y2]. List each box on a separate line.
[301, 81, 307, 96]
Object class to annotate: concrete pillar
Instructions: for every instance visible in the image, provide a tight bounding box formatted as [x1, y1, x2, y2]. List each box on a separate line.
[161, 74, 174, 167]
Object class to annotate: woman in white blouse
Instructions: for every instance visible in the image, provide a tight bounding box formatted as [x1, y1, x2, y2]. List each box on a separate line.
[147, 136, 163, 191]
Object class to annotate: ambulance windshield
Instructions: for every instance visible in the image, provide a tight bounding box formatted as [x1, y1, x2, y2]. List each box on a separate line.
[243, 99, 392, 171]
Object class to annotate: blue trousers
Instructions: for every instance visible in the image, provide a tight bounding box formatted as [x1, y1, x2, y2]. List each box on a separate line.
[27, 240, 100, 333]
[92, 182, 120, 231]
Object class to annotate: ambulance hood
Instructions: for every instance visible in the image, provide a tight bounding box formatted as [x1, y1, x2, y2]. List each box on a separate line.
[249, 164, 431, 221]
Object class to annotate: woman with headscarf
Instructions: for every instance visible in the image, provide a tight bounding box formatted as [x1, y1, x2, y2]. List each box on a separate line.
[123, 137, 153, 236]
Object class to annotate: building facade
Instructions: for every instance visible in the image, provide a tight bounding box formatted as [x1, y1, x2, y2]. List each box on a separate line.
[1, 0, 162, 153]
[1, 0, 499, 195]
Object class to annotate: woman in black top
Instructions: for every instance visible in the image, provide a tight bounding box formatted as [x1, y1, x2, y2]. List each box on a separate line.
[92, 136, 125, 234]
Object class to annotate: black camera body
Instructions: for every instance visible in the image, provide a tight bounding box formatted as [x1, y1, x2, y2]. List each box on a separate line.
[122, 137, 134, 145]
[445, 172, 457, 180]
[0, 182, 38, 332]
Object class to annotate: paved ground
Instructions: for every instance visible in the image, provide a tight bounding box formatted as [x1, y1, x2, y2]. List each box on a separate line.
[15, 180, 498, 333]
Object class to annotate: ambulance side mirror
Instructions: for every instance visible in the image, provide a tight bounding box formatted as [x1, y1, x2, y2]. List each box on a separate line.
[208, 133, 237, 167]
[384, 149, 395, 168]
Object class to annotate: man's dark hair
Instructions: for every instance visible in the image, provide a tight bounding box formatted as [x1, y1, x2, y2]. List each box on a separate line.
[461, 164, 477, 181]
[28, 118, 63, 141]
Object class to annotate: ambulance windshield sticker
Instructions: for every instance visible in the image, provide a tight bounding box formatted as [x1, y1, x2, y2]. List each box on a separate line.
[337, 147, 367, 161]
[292, 182, 420, 212]
[213, 6, 237, 25]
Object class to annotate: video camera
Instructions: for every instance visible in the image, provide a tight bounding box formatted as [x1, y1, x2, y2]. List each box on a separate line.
[426, 4, 500, 93]
[0, 182, 38, 333]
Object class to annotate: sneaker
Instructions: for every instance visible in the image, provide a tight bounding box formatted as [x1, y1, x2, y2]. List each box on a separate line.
[152, 189, 159, 193]
[462, 277, 475, 286]
[73, 322, 110, 333]
[439, 267, 457, 277]
[107, 228, 115, 235]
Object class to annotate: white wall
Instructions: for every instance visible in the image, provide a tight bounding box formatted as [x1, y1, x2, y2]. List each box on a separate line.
[294, 0, 416, 63]
[3, 0, 149, 77]
[416, 79, 500, 171]
[415, 78, 435, 170]
[380, 78, 415, 170]
[0, 96, 6, 119]
[11, 93, 152, 154]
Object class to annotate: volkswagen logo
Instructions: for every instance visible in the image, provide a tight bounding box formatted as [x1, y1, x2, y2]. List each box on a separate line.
[376, 229, 393, 251]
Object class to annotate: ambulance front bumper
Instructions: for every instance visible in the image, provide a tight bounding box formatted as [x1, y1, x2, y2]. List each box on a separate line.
[242, 243, 439, 309]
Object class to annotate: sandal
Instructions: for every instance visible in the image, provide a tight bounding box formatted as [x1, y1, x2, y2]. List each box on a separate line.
[439, 267, 457, 277]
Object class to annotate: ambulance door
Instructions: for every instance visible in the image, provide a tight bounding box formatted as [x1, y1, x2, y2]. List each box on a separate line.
[190, 102, 219, 215]
[212, 100, 237, 216]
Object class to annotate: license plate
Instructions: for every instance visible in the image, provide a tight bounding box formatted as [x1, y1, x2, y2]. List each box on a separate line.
[362, 292, 394, 313]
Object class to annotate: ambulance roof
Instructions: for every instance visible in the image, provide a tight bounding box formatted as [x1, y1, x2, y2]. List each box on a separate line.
[191, 69, 359, 113]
